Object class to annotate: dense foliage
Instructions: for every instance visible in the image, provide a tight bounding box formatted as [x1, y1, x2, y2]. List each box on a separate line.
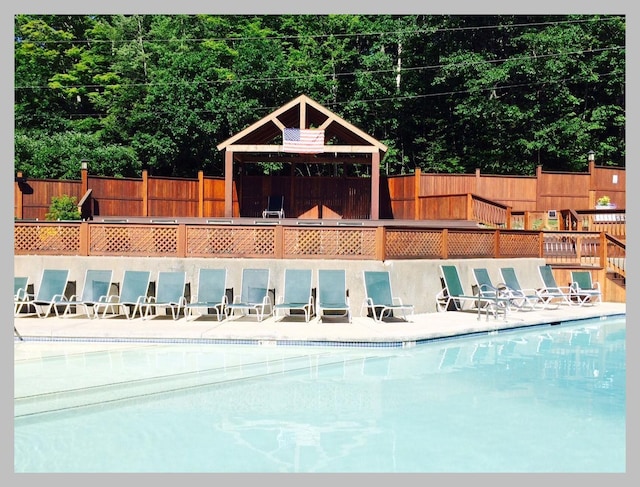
[45, 194, 81, 220]
[14, 14, 625, 179]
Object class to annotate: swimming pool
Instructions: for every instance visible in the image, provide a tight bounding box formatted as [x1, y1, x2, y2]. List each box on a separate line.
[14, 316, 625, 473]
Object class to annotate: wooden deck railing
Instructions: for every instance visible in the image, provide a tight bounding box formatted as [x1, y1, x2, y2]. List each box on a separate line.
[558, 208, 626, 239]
[14, 221, 621, 272]
[604, 234, 626, 277]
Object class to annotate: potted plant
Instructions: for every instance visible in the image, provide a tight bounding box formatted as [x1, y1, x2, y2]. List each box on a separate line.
[595, 195, 616, 222]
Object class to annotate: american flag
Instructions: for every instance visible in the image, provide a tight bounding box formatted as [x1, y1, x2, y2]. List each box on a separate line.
[282, 128, 325, 154]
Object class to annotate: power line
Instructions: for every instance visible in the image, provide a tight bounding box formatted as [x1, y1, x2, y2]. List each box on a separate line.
[15, 45, 623, 91]
[63, 70, 620, 120]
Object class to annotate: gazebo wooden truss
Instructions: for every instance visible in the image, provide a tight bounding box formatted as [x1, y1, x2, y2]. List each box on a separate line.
[216, 94, 388, 219]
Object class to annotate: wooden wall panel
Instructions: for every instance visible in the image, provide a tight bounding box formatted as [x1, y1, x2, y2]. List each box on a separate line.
[591, 166, 626, 208]
[419, 173, 476, 196]
[147, 177, 198, 217]
[15, 164, 626, 220]
[537, 172, 590, 210]
[476, 175, 537, 210]
[89, 177, 144, 217]
[17, 179, 82, 220]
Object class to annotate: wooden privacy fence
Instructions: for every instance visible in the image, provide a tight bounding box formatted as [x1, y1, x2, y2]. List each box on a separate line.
[14, 220, 619, 268]
[15, 161, 625, 221]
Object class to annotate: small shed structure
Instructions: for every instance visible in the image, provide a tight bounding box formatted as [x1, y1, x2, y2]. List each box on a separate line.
[216, 94, 388, 219]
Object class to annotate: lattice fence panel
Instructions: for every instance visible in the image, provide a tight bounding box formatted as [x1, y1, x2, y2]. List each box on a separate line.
[283, 228, 376, 258]
[14, 224, 80, 255]
[336, 228, 375, 256]
[251, 228, 276, 255]
[285, 229, 322, 255]
[498, 233, 539, 257]
[186, 226, 275, 257]
[385, 230, 442, 258]
[90, 225, 177, 256]
[447, 231, 494, 258]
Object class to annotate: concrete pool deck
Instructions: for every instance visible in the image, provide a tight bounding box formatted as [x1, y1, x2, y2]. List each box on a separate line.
[13, 301, 626, 347]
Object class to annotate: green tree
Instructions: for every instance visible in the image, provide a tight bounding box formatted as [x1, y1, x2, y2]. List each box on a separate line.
[14, 14, 625, 180]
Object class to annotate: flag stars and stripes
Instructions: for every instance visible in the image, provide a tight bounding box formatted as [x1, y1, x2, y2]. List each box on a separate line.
[282, 128, 325, 154]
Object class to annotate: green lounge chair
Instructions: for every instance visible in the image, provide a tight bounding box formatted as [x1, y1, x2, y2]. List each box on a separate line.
[436, 265, 477, 312]
[471, 267, 510, 319]
[14, 276, 30, 316]
[55, 269, 113, 318]
[436, 265, 503, 320]
[361, 270, 414, 322]
[184, 268, 229, 322]
[226, 268, 272, 322]
[569, 271, 602, 306]
[498, 267, 543, 310]
[142, 271, 187, 320]
[16, 269, 69, 318]
[94, 270, 151, 319]
[273, 268, 314, 322]
[537, 265, 573, 307]
[317, 269, 351, 322]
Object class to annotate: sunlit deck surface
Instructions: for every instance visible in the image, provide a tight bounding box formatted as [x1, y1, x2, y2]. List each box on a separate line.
[92, 216, 483, 229]
[14, 302, 625, 348]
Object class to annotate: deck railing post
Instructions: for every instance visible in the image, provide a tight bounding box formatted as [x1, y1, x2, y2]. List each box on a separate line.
[79, 221, 89, 256]
[442, 229, 449, 259]
[538, 231, 544, 258]
[376, 226, 386, 261]
[275, 225, 284, 259]
[176, 224, 186, 258]
[599, 231, 607, 268]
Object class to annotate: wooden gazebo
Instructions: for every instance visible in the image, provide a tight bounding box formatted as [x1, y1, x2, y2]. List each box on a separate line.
[216, 94, 388, 219]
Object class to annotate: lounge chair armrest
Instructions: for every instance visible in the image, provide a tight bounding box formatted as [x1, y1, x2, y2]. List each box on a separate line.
[15, 289, 32, 301]
[478, 284, 501, 297]
[517, 287, 539, 295]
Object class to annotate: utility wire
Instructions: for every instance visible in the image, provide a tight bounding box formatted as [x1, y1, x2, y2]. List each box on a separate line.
[15, 46, 623, 91]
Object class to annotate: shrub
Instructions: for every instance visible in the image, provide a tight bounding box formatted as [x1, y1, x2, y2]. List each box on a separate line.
[45, 194, 81, 221]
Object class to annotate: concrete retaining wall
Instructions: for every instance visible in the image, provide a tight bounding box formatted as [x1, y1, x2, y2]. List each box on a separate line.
[14, 255, 548, 315]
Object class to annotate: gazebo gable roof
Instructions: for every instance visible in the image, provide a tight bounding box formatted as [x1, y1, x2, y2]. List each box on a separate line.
[216, 94, 388, 153]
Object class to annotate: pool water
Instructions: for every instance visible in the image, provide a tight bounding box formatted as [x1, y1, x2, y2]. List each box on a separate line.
[14, 317, 626, 473]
